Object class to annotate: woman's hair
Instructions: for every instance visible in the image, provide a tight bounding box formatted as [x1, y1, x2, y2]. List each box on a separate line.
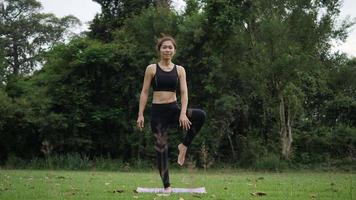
[156, 35, 177, 51]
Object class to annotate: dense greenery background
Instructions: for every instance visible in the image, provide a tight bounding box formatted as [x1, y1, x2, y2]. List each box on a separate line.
[0, 0, 355, 169]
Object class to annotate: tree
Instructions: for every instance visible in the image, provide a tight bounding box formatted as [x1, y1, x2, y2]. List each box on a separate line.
[325, 57, 356, 126]
[0, 88, 13, 163]
[0, 0, 80, 79]
[194, 0, 354, 160]
[0, 43, 6, 86]
[240, 0, 353, 159]
[89, 0, 172, 41]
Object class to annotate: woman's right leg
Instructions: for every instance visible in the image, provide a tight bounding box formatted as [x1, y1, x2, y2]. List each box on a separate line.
[152, 123, 170, 188]
[151, 105, 171, 189]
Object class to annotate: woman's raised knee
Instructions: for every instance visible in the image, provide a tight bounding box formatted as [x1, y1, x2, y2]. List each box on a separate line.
[195, 109, 206, 122]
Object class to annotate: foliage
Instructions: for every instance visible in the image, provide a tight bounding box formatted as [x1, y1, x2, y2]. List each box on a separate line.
[0, 0, 355, 168]
[0, 0, 80, 79]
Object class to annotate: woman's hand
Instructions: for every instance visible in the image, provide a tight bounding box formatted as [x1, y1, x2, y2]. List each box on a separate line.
[137, 115, 144, 131]
[179, 113, 192, 131]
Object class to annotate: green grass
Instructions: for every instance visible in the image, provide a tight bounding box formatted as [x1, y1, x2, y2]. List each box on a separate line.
[0, 169, 355, 200]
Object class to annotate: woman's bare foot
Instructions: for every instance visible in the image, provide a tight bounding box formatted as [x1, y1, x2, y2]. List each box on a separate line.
[164, 186, 172, 193]
[177, 143, 187, 166]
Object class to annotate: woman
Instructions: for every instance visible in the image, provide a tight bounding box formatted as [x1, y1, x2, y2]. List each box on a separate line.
[136, 35, 206, 192]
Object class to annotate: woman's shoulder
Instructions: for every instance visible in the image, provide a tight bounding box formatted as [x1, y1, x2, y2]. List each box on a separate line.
[147, 63, 157, 69]
[175, 64, 185, 70]
[146, 64, 157, 71]
[145, 64, 157, 76]
[175, 65, 186, 77]
[176, 65, 186, 72]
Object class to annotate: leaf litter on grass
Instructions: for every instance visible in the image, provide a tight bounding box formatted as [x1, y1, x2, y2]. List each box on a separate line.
[251, 192, 267, 196]
[247, 176, 268, 197]
[113, 189, 124, 193]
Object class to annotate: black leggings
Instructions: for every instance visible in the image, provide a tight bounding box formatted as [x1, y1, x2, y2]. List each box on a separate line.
[150, 101, 206, 188]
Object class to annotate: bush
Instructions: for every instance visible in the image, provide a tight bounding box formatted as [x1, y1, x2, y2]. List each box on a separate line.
[2, 153, 155, 171]
[254, 153, 289, 171]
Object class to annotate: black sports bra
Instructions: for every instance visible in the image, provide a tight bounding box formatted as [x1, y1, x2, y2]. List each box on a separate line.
[152, 64, 178, 92]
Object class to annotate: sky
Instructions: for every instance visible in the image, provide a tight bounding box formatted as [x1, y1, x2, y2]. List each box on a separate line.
[38, 0, 355, 57]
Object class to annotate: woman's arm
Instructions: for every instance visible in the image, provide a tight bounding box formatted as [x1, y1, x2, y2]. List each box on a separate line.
[137, 65, 154, 130]
[178, 66, 192, 130]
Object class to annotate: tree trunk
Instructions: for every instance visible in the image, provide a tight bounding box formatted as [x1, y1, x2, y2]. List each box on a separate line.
[226, 130, 236, 160]
[279, 94, 292, 160]
[12, 41, 19, 76]
[286, 102, 293, 158]
[154, 0, 171, 7]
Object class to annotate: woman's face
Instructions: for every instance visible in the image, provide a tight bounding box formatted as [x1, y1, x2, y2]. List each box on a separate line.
[159, 40, 176, 60]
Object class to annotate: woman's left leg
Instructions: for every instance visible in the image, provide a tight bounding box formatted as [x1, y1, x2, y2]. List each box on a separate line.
[178, 108, 206, 165]
[183, 108, 206, 146]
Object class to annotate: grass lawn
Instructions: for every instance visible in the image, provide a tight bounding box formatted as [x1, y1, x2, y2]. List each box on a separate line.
[0, 169, 355, 200]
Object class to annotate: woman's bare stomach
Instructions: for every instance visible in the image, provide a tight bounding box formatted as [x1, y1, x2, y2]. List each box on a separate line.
[152, 91, 177, 104]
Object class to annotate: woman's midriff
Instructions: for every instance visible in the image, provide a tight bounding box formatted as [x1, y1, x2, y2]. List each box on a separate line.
[152, 91, 177, 104]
